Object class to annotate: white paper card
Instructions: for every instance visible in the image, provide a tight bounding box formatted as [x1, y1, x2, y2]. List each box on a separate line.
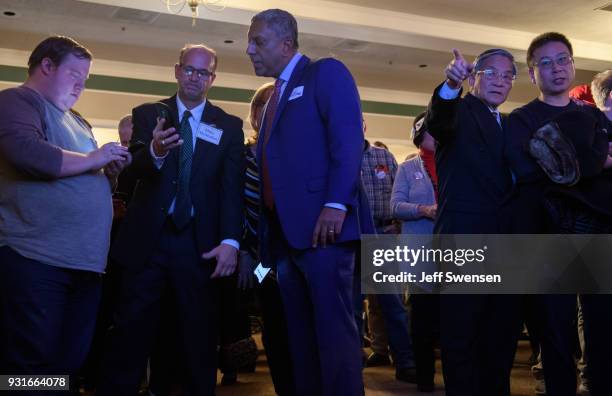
[288, 86, 304, 101]
[196, 123, 223, 145]
[254, 263, 271, 283]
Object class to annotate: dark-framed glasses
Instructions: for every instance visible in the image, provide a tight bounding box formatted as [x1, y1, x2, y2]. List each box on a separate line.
[180, 65, 214, 80]
[475, 68, 516, 83]
[533, 54, 573, 69]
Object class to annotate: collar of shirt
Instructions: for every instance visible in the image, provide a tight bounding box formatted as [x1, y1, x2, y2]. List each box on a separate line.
[277, 52, 303, 98]
[176, 96, 206, 150]
[176, 96, 206, 123]
[487, 106, 501, 126]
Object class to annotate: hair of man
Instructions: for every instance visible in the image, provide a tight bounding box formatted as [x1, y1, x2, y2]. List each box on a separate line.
[526, 32, 573, 67]
[251, 9, 299, 49]
[28, 35, 92, 75]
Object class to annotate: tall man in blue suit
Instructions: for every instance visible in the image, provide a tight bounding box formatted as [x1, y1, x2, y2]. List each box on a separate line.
[246, 9, 367, 395]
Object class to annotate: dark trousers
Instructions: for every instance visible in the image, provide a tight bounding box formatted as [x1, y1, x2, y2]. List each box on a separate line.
[0, 246, 102, 395]
[440, 294, 522, 396]
[410, 294, 440, 387]
[257, 276, 296, 396]
[267, 213, 363, 396]
[97, 220, 218, 396]
[218, 275, 252, 372]
[80, 258, 123, 390]
[373, 293, 415, 368]
[148, 294, 185, 395]
[532, 295, 577, 396]
[577, 294, 612, 396]
[352, 247, 365, 342]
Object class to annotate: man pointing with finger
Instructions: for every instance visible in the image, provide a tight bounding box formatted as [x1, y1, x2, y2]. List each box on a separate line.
[99, 44, 244, 395]
[424, 48, 522, 395]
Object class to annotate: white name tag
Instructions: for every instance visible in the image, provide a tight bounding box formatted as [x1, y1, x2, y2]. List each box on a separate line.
[288, 86, 304, 101]
[196, 123, 223, 145]
[254, 263, 271, 283]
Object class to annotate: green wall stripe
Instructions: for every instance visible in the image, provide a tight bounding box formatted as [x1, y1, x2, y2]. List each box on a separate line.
[0, 64, 424, 117]
[362, 101, 425, 117]
[0, 65, 27, 82]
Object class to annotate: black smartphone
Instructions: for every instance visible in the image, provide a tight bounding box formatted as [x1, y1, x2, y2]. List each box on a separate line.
[154, 102, 174, 131]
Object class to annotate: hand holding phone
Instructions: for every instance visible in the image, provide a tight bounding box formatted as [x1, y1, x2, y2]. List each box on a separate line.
[151, 103, 182, 157]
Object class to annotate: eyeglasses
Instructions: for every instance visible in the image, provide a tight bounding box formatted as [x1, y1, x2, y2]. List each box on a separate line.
[532, 54, 573, 69]
[475, 68, 516, 83]
[180, 65, 214, 80]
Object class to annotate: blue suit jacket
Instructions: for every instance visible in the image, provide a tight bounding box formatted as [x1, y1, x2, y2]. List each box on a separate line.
[257, 55, 372, 250]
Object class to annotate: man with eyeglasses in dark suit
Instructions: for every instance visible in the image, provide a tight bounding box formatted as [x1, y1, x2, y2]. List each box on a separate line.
[98, 44, 244, 396]
[424, 47, 522, 396]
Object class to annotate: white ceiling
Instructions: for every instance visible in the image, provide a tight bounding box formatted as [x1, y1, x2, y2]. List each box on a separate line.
[336, 0, 612, 45]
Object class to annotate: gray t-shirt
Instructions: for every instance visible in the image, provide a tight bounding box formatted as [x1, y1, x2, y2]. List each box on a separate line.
[0, 86, 112, 273]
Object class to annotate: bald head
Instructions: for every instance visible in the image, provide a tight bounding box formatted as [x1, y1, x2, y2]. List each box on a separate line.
[179, 44, 218, 72]
[118, 114, 133, 147]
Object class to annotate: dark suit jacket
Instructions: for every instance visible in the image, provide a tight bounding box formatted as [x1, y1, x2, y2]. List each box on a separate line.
[111, 95, 244, 267]
[257, 55, 372, 251]
[425, 83, 513, 234]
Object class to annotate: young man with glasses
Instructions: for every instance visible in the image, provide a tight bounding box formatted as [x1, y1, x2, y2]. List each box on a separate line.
[504, 32, 612, 396]
[98, 44, 244, 395]
[424, 48, 521, 395]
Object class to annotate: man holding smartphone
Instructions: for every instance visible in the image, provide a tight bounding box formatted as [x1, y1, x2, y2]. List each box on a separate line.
[98, 44, 244, 396]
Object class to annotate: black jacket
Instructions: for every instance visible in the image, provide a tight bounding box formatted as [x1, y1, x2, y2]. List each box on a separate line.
[111, 95, 244, 267]
[425, 83, 513, 234]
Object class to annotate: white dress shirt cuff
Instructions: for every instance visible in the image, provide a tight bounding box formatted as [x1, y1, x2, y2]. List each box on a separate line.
[221, 239, 240, 250]
[439, 82, 462, 100]
[324, 203, 347, 211]
[150, 141, 168, 169]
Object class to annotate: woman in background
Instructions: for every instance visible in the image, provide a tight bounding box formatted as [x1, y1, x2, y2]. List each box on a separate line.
[234, 83, 296, 395]
[390, 112, 439, 393]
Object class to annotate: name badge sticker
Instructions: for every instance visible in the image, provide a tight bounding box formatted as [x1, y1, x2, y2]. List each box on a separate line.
[254, 263, 271, 283]
[288, 86, 304, 101]
[196, 123, 223, 145]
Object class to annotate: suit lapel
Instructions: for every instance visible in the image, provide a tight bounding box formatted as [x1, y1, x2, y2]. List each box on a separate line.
[191, 100, 219, 177]
[270, 55, 311, 137]
[465, 94, 507, 193]
[163, 96, 180, 128]
[465, 94, 503, 156]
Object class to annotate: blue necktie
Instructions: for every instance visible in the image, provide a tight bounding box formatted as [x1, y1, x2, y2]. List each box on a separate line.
[172, 110, 193, 229]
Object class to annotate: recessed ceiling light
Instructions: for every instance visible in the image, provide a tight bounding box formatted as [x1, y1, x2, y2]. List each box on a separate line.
[224, 39, 234, 44]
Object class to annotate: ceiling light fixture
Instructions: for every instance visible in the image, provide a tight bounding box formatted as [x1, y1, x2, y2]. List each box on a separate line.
[161, 0, 225, 26]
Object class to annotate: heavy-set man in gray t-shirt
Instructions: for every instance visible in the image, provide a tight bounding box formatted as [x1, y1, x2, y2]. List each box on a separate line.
[0, 35, 131, 385]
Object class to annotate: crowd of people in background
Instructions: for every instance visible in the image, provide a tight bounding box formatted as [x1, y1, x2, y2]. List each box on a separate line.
[1, 6, 612, 396]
